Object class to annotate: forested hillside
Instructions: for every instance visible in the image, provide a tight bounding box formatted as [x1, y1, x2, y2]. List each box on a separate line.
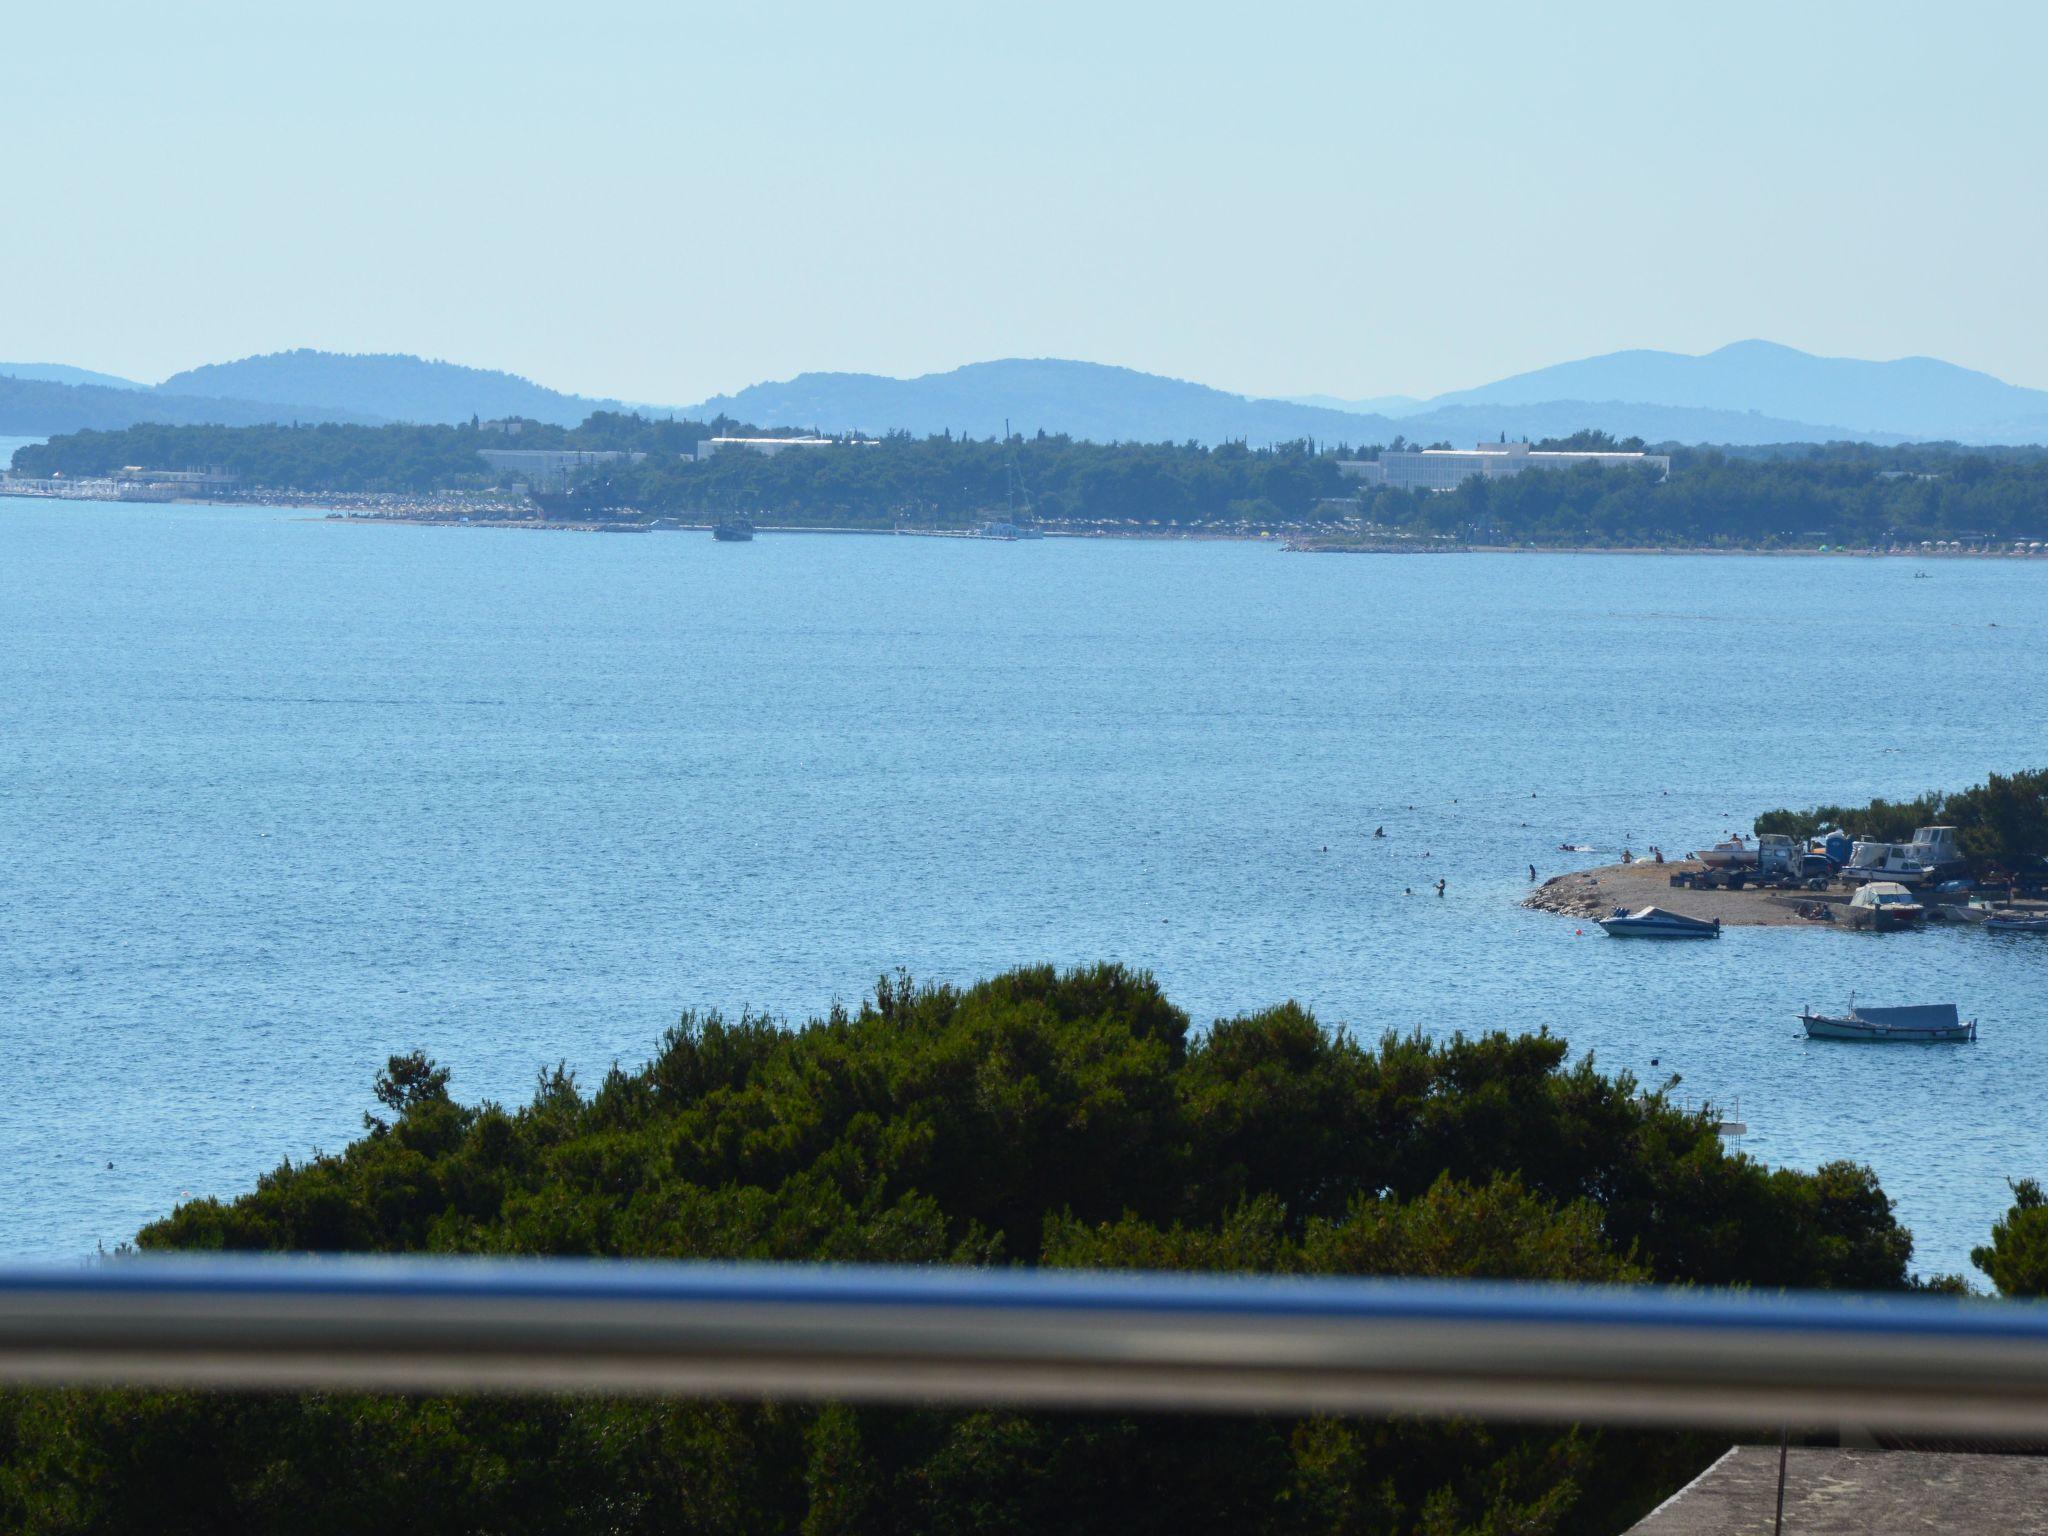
[18, 417, 2048, 543]
[1359, 446, 2048, 546]
[0, 375, 381, 436]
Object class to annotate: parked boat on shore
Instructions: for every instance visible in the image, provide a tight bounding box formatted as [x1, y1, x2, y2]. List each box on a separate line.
[1799, 1001, 1975, 1043]
[1596, 905, 1722, 939]
[1840, 825, 1969, 888]
[1694, 835, 1757, 870]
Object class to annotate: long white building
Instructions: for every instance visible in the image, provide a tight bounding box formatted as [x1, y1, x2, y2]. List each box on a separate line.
[694, 437, 879, 461]
[1338, 441, 1670, 492]
[475, 448, 646, 488]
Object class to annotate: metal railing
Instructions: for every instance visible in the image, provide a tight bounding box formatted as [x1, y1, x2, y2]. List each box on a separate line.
[5, 1258, 2047, 1433]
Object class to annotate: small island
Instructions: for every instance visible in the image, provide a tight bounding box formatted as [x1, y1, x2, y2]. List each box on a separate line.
[11, 419, 2048, 550]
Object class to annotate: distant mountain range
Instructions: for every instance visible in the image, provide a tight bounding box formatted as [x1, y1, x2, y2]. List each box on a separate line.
[1418, 340, 2048, 443]
[156, 350, 637, 428]
[0, 373, 383, 435]
[5, 340, 2047, 448]
[0, 350, 632, 438]
[684, 360, 1877, 448]
[687, 360, 1425, 446]
[0, 362, 150, 391]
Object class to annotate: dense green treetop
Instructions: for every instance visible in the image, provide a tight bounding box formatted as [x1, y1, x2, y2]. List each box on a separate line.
[3, 965, 1931, 1536]
[1974, 1179, 2048, 1298]
[135, 964, 1914, 1288]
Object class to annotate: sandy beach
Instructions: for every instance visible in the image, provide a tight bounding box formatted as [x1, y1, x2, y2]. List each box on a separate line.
[1522, 860, 1835, 928]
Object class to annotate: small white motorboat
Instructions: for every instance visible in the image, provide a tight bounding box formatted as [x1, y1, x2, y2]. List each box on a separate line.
[1597, 905, 1721, 939]
[1799, 1000, 1975, 1043]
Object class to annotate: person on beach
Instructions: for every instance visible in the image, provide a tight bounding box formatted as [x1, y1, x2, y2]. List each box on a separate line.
[1621, 848, 1633, 864]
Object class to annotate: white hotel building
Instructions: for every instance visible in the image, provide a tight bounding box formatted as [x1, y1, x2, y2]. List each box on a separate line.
[694, 437, 880, 461]
[1338, 441, 1670, 492]
[475, 448, 646, 488]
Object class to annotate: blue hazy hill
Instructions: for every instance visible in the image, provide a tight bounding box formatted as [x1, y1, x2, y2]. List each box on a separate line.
[1426, 340, 2048, 442]
[156, 349, 634, 428]
[9, 342, 2045, 446]
[0, 374, 384, 436]
[686, 358, 1865, 446]
[689, 359, 1408, 445]
[0, 362, 149, 391]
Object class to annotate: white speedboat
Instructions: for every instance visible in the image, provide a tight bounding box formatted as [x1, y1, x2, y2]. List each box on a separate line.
[1799, 1001, 1975, 1042]
[1596, 905, 1721, 939]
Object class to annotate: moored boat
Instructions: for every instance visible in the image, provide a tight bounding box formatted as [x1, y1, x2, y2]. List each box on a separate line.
[1843, 881, 1925, 930]
[1596, 905, 1721, 939]
[712, 518, 756, 542]
[1799, 1001, 1975, 1043]
[1983, 911, 2048, 933]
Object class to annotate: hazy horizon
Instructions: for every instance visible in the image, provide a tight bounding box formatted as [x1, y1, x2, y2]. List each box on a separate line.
[16, 338, 2048, 418]
[6, 1, 2045, 404]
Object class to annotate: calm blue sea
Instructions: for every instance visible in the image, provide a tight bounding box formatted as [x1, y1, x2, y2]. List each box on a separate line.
[3, 498, 2044, 1277]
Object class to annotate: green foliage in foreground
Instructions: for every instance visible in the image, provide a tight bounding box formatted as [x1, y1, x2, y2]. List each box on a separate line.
[1755, 767, 2048, 878]
[1, 966, 1922, 1535]
[1974, 1179, 2048, 1298]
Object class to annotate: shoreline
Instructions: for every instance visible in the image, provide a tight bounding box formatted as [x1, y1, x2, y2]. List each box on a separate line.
[7, 488, 2046, 556]
[300, 517, 2048, 555]
[1286, 542, 2047, 558]
[1525, 861, 1838, 928]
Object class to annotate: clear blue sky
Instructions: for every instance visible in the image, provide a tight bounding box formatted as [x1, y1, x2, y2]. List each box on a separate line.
[6, 0, 2044, 404]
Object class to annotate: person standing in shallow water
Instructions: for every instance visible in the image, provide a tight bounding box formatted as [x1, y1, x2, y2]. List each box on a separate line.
[1529, 864, 1537, 882]
[1436, 878, 1446, 897]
